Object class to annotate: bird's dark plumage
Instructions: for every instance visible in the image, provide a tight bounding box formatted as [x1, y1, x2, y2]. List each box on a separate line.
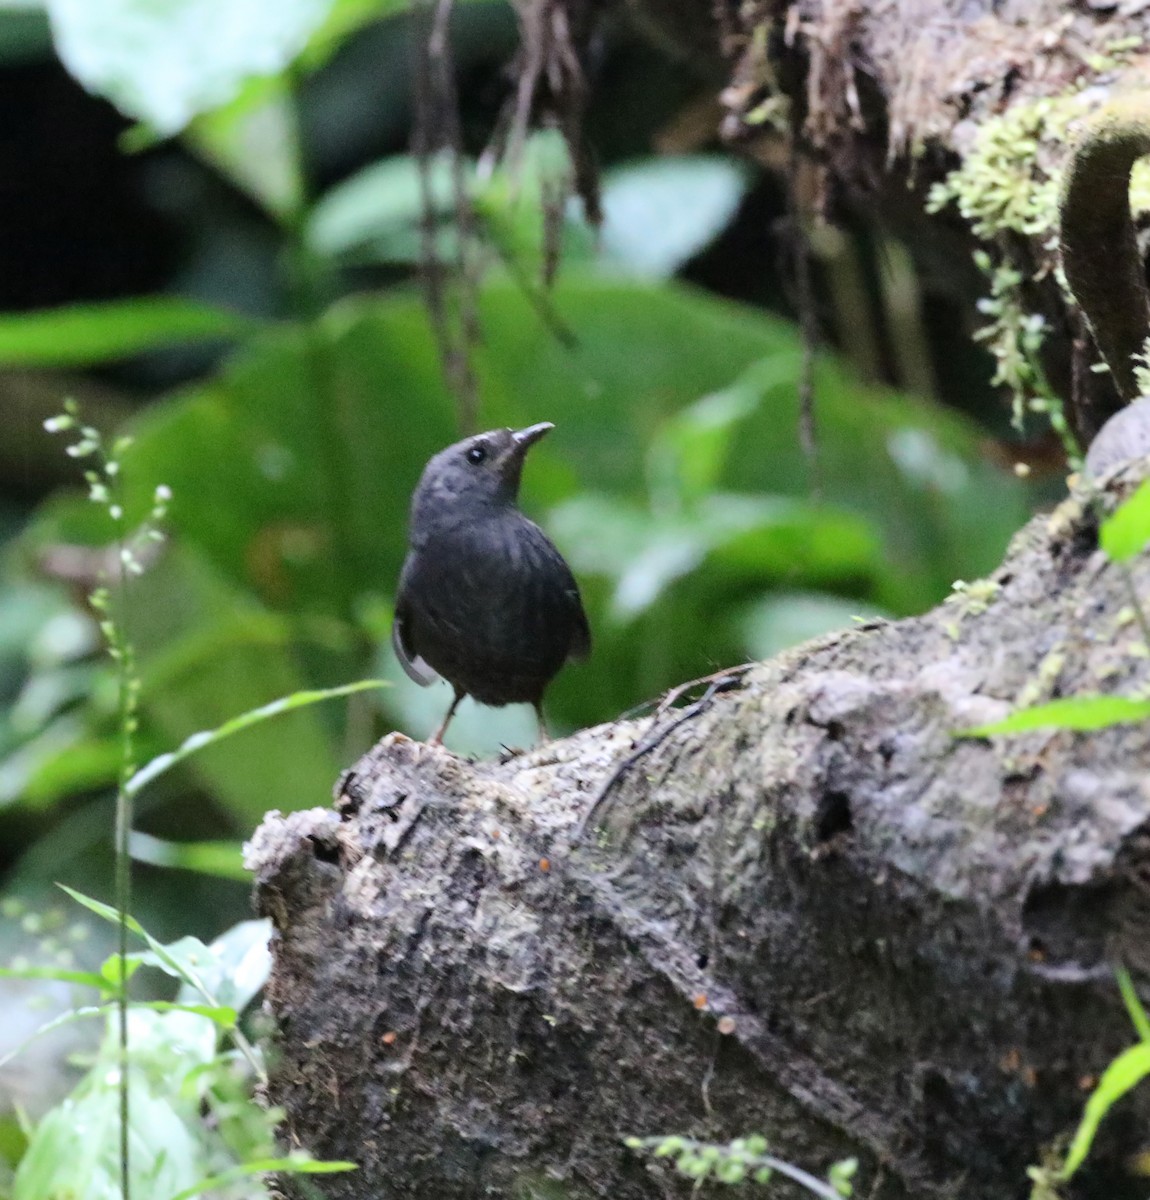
[393, 423, 590, 744]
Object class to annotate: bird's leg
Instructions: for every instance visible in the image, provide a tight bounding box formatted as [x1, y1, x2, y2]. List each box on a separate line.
[533, 702, 550, 744]
[429, 688, 465, 746]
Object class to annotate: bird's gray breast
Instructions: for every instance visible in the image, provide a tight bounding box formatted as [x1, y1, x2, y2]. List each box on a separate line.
[398, 512, 582, 702]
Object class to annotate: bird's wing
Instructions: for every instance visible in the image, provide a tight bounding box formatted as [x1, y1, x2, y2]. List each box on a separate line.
[566, 586, 591, 663]
[516, 519, 592, 665]
[392, 566, 439, 687]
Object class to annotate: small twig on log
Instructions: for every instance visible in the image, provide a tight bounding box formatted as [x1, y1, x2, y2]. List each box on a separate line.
[576, 665, 751, 838]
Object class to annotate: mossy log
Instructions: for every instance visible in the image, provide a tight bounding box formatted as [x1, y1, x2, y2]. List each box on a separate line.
[248, 462, 1150, 1200]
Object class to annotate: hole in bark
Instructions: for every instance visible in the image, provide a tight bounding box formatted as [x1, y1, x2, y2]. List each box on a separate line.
[309, 834, 339, 865]
[696, 952, 709, 969]
[825, 720, 845, 741]
[815, 791, 853, 842]
[455, 847, 489, 908]
[1021, 880, 1113, 969]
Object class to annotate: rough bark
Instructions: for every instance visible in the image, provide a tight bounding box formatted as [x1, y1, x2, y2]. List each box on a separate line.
[248, 461, 1150, 1200]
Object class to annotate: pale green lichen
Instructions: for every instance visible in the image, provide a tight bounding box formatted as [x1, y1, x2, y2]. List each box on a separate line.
[943, 577, 1001, 638]
[1015, 646, 1067, 710]
[946, 577, 1001, 615]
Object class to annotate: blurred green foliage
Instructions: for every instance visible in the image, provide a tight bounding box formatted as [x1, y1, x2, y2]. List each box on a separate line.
[0, 0, 1037, 873]
[0, 0, 1043, 1192]
[2, 273, 1030, 824]
[0, 0, 1029, 992]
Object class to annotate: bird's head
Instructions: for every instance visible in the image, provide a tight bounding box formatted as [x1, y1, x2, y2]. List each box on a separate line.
[412, 423, 554, 524]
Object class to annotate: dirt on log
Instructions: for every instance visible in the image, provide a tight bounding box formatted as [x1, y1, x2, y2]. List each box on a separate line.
[247, 464, 1150, 1200]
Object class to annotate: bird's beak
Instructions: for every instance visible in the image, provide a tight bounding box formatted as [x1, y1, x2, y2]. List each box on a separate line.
[497, 422, 554, 490]
[511, 422, 554, 453]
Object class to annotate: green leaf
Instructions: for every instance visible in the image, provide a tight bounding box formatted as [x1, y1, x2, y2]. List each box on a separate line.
[1060, 1042, 1150, 1179]
[126, 678, 385, 798]
[166, 1155, 357, 1200]
[0, 1003, 113, 1071]
[0, 964, 107, 989]
[122, 546, 351, 824]
[166, 1152, 355, 1200]
[98, 951, 143, 990]
[646, 368, 773, 506]
[552, 492, 878, 621]
[187, 75, 302, 220]
[13, 1065, 205, 1200]
[175, 918, 271, 1013]
[1118, 966, 1150, 1043]
[130, 831, 250, 880]
[44, 0, 337, 135]
[1101, 478, 1150, 563]
[599, 157, 750, 278]
[58, 884, 147, 937]
[307, 154, 461, 262]
[0, 720, 124, 809]
[0, 298, 253, 366]
[741, 593, 890, 660]
[136, 999, 238, 1028]
[961, 695, 1150, 736]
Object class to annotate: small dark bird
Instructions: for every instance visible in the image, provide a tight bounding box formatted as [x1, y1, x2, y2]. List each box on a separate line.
[392, 422, 591, 745]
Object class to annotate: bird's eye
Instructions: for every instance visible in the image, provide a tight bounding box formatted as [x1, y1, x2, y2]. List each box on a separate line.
[466, 445, 487, 465]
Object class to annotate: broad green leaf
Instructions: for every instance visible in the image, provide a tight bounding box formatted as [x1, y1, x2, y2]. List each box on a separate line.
[961, 695, 1150, 736]
[646, 368, 775, 507]
[311, 136, 597, 271]
[187, 75, 302, 220]
[44, 0, 336, 135]
[599, 157, 750, 278]
[174, 918, 271, 1013]
[73, 275, 1026, 756]
[0, 297, 252, 367]
[13, 1071, 205, 1200]
[552, 492, 878, 621]
[741, 593, 889, 660]
[1101, 478, 1150, 563]
[1060, 1042, 1150, 1179]
[123, 545, 363, 823]
[0, 717, 123, 809]
[307, 154, 461, 262]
